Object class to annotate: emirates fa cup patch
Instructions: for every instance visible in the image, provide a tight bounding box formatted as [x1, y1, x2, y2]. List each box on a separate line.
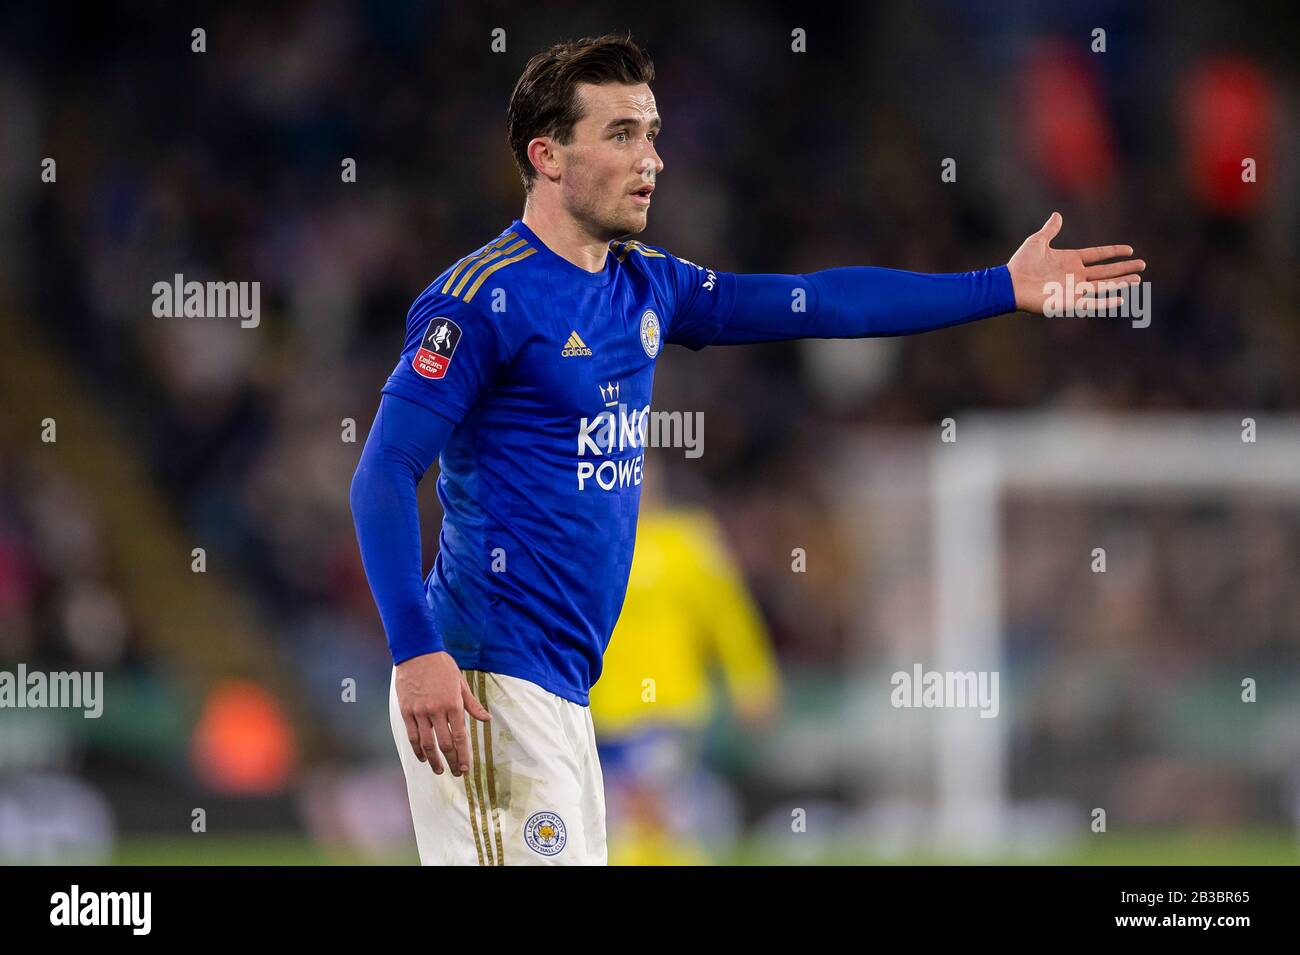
[413, 317, 462, 379]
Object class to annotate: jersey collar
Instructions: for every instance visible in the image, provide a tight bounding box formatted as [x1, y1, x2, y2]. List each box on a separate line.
[510, 219, 615, 288]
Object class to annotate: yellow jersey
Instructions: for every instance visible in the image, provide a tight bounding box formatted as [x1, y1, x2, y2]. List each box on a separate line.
[589, 508, 779, 736]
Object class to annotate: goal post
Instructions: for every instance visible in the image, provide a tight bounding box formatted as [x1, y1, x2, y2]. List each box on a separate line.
[839, 413, 1300, 857]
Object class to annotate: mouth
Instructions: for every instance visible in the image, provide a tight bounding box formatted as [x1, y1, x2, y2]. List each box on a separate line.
[630, 184, 654, 206]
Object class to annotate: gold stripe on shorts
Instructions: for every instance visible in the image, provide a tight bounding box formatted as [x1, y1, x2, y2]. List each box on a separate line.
[459, 671, 487, 866]
[477, 671, 505, 865]
[467, 672, 495, 865]
[461, 772, 486, 866]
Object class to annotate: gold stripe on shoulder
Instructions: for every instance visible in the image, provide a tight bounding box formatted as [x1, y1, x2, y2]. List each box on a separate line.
[611, 239, 665, 264]
[452, 238, 528, 299]
[462, 247, 537, 303]
[441, 233, 516, 295]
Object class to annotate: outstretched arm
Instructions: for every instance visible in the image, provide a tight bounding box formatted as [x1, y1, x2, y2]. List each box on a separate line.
[687, 212, 1143, 346]
[712, 265, 1015, 344]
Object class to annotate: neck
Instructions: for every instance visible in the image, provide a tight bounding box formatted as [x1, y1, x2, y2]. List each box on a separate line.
[521, 197, 609, 274]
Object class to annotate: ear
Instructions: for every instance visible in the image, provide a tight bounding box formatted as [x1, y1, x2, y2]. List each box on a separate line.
[527, 136, 562, 184]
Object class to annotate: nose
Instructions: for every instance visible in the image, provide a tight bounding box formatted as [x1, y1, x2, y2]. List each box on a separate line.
[637, 151, 660, 184]
[648, 141, 664, 176]
[638, 140, 663, 179]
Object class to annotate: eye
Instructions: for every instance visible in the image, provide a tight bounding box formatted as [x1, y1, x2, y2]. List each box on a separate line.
[614, 131, 628, 143]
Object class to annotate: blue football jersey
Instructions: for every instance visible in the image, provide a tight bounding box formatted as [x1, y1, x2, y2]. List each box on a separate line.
[381, 219, 737, 704]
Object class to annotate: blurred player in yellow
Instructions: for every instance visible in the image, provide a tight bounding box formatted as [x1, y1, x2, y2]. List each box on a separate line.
[589, 460, 781, 864]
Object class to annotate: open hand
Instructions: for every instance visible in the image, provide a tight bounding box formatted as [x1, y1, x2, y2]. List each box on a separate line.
[1007, 212, 1145, 314]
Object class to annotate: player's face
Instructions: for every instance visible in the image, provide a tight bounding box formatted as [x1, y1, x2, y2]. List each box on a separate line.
[561, 82, 663, 240]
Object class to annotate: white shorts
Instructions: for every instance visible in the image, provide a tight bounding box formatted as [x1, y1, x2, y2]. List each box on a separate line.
[389, 667, 608, 866]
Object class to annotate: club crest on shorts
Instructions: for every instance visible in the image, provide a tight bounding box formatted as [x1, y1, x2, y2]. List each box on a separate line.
[524, 810, 567, 856]
[639, 309, 661, 358]
[413, 317, 462, 379]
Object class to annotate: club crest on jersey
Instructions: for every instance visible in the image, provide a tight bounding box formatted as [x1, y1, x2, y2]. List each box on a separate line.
[524, 811, 567, 856]
[639, 309, 661, 358]
[413, 317, 462, 379]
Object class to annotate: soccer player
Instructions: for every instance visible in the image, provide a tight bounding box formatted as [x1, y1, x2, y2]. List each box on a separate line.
[349, 34, 1144, 866]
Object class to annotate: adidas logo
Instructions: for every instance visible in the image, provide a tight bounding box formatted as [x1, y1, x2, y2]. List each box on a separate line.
[561, 330, 593, 357]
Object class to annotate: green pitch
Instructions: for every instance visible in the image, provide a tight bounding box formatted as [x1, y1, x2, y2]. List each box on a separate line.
[109, 830, 1299, 866]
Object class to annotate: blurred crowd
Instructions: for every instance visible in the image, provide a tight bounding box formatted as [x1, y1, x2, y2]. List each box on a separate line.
[0, 0, 1296, 858]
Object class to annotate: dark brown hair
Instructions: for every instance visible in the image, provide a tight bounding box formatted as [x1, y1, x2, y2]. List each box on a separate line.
[507, 34, 655, 190]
